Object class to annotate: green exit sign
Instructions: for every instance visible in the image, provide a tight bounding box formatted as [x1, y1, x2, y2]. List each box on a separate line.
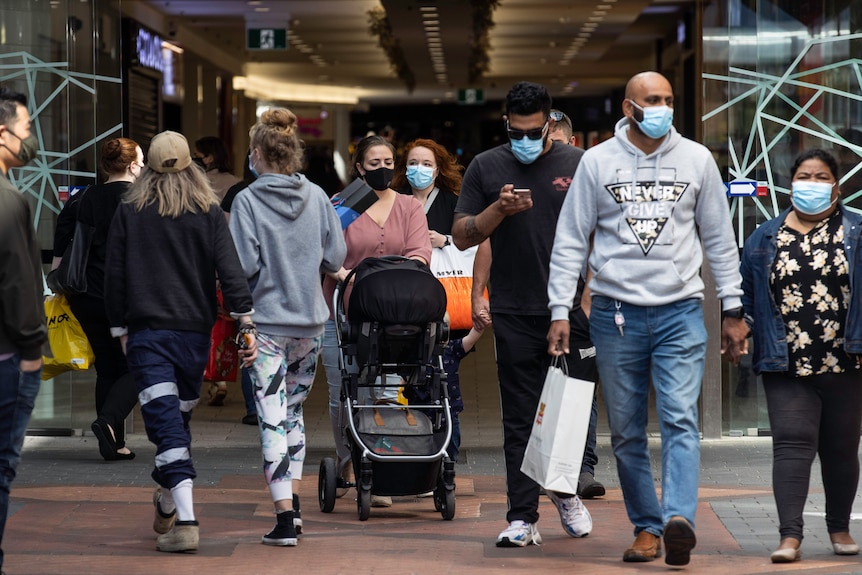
[247, 28, 287, 50]
[458, 88, 484, 105]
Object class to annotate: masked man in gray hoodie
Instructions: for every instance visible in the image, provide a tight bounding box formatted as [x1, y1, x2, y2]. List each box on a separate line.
[547, 71, 749, 567]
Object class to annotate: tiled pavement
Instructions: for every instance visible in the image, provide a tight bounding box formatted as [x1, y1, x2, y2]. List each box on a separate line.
[9, 355, 862, 575]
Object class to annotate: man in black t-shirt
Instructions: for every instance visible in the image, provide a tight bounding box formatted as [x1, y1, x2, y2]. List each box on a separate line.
[453, 82, 596, 547]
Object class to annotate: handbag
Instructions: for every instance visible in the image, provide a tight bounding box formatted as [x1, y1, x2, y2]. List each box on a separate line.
[331, 178, 378, 229]
[520, 356, 595, 493]
[41, 294, 95, 380]
[429, 243, 487, 331]
[203, 289, 239, 382]
[47, 187, 93, 295]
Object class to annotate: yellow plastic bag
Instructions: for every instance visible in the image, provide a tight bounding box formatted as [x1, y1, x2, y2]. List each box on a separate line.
[42, 294, 94, 380]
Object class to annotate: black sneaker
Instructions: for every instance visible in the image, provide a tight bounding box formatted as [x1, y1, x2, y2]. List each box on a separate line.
[293, 494, 302, 534]
[262, 510, 297, 546]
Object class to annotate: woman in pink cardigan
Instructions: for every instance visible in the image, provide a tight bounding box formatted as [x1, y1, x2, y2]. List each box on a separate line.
[321, 135, 431, 507]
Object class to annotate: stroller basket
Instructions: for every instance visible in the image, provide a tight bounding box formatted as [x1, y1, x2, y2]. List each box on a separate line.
[355, 404, 439, 456]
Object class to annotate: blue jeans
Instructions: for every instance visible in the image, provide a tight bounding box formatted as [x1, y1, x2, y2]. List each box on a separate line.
[0, 356, 41, 568]
[240, 367, 256, 417]
[590, 296, 706, 536]
[322, 319, 351, 463]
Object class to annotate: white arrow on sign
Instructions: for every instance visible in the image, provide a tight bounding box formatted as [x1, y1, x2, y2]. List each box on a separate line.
[726, 181, 757, 196]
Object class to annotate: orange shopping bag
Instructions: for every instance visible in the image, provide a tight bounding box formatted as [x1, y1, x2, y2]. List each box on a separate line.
[429, 243, 487, 331]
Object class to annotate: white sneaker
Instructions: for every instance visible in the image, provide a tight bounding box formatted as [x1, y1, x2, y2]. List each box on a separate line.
[371, 495, 392, 507]
[495, 520, 542, 547]
[547, 491, 592, 537]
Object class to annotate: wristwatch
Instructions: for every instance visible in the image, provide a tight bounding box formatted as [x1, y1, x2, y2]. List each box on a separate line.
[442, 236, 451, 247]
[722, 306, 745, 319]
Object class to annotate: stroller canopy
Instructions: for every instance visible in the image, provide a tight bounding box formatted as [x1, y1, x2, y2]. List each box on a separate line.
[348, 257, 447, 325]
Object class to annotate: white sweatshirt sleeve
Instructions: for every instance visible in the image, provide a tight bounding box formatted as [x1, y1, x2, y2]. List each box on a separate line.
[693, 151, 744, 310]
[548, 156, 598, 321]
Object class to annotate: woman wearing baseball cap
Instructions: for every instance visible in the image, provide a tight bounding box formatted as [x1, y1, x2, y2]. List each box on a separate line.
[104, 130, 257, 553]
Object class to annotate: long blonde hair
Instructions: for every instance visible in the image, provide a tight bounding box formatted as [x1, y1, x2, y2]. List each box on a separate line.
[125, 163, 219, 218]
[249, 107, 304, 174]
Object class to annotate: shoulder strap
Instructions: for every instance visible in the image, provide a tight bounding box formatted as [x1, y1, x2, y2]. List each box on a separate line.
[72, 185, 93, 223]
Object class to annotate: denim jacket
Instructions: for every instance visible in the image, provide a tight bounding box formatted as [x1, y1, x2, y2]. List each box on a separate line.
[740, 206, 862, 374]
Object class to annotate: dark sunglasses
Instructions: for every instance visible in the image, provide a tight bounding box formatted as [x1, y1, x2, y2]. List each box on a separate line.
[549, 110, 568, 122]
[506, 120, 548, 141]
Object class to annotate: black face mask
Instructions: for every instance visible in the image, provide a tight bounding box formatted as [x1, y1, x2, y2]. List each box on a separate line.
[363, 167, 394, 191]
[192, 157, 206, 170]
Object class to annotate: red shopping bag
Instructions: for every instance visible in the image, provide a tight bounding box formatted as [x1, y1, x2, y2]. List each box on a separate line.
[203, 290, 238, 382]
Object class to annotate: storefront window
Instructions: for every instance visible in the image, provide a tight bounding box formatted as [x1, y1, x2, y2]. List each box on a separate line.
[1, 0, 123, 432]
[702, 0, 862, 434]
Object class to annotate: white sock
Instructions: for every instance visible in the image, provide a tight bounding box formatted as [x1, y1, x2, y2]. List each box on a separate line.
[270, 479, 293, 506]
[159, 487, 176, 514]
[170, 478, 195, 522]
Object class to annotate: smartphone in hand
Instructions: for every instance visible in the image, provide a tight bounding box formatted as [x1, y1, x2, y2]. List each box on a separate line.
[513, 188, 532, 201]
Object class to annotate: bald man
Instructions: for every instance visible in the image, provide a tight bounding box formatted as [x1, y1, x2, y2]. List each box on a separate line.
[546, 71, 748, 566]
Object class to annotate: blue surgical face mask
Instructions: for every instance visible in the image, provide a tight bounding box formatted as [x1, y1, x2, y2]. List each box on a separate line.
[791, 181, 836, 215]
[629, 100, 674, 140]
[406, 165, 435, 190]
[510, 134, 546, 164]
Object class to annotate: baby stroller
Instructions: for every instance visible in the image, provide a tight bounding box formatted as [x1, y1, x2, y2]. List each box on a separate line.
[318, 256, 455, 521]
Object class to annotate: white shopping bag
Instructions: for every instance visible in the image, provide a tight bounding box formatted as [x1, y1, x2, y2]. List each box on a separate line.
[520, 357, 595, 494]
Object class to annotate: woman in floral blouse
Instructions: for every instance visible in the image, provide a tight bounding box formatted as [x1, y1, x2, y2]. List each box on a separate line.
[741, 148, 862, 564]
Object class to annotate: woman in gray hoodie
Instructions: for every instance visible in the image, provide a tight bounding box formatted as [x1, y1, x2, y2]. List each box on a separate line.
[229, 108, 346, 547]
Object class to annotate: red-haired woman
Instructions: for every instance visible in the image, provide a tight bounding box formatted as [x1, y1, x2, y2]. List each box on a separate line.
[392, 138, 489, 463]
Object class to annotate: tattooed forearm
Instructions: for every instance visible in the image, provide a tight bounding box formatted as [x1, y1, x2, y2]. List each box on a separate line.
[464, 216, 487, 245]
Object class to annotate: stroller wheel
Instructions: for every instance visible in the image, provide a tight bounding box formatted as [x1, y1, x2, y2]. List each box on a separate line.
[318, 458, 337, 513]
[357, 486, 371, 521]
[440, 488, 455, 520]
[435, 474, 456, 520]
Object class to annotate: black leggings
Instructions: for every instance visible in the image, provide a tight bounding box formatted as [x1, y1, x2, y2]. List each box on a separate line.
[69, 294, 137, 448]
[762, 370, 862, 540]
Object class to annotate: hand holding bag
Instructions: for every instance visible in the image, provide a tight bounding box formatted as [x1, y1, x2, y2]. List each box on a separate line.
[203, 288, 239, 382]
[331, 178, 378, 229]
[520, 356, 595, 494]
[41, 294, 95, 380]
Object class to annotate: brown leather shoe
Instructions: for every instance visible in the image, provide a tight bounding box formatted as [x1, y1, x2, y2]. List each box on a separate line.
[664, 516, 697, 566]
[623, 531, 662, 562]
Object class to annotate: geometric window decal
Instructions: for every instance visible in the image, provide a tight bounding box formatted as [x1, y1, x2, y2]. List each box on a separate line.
[703, 31, 862, 244]
[0, 51, 122, 231]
